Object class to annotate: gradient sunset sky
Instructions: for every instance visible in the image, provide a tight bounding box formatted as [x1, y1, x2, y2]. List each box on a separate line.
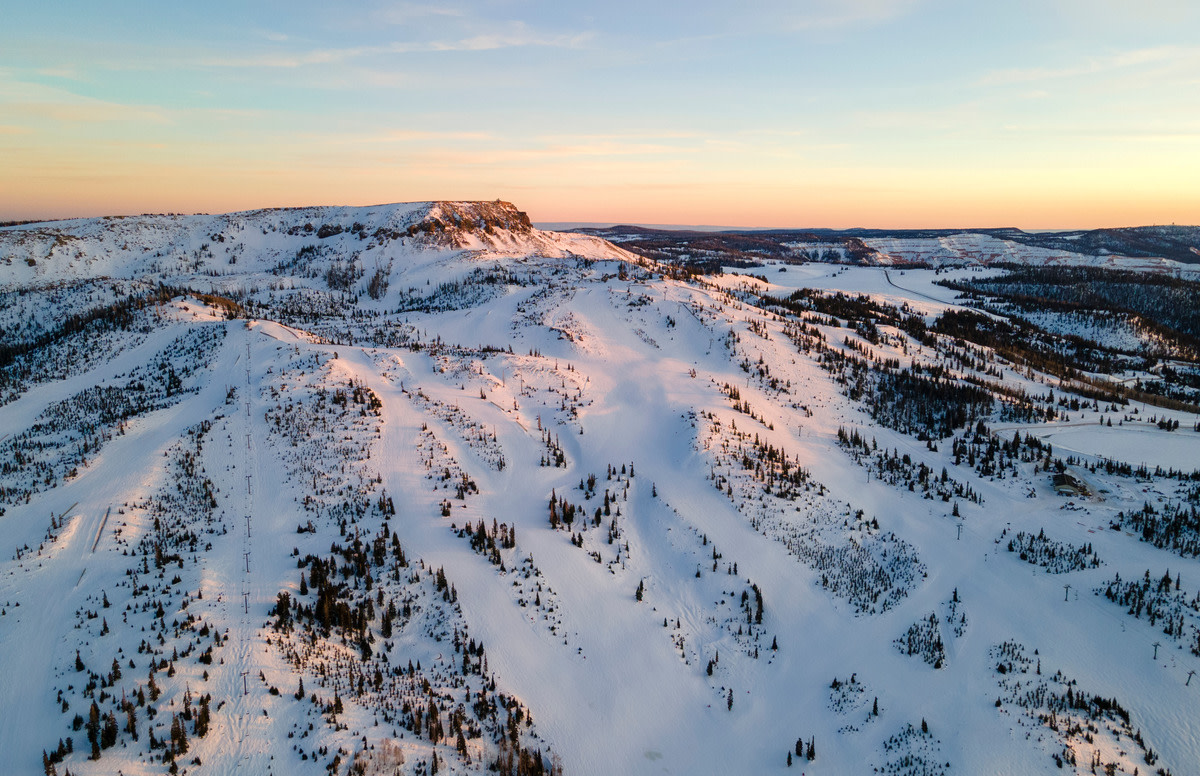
[2, 0, 1198, 228]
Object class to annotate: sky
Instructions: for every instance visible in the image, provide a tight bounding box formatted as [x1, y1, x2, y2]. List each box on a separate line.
[2, 0, 1199, 229]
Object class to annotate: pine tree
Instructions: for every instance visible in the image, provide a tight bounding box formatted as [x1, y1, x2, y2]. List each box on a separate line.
[87, 702, 100, 760]
[426, 699, 442, 744]
[171, 713, 189, 755]
[195, 696, 211, 737]
[100, 712, 118, 749]
[727, 689, 733, 711]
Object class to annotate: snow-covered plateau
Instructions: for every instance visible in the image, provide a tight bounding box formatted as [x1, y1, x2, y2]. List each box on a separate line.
[1, 201, 1198, 776]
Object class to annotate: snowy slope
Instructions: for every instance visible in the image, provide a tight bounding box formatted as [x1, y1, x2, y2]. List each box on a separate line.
[0, 204, 1198, 776]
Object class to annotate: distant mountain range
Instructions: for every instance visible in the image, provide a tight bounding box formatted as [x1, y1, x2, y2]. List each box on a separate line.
[567, 224, 1200, 270]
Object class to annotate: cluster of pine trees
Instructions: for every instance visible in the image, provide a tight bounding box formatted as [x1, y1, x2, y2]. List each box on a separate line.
[539, 427, 566, 467]
[949, 266, 1200, 345]
[457, 518, 517, 567]
[837, 426, 981, 505]
[1099, 570, 1200, 653]
[41, 416, 230, 773]
[265, 366, 390, 533]
[280, 548, 559, 775]
[1003, 528, 1102, 573]
[0, 283, 180, 373]
[702, 411, 922, 615]
[0, 325, 223, 508]
[991, 640, 1172, 774]
[876, 721, 947, 776]
[395, 266, 524, 314]
[411, 390, 507, 471]
[895, 612, 947, 669]
[949, 423, 1049, 481]
[1115, 496, 1200, 558]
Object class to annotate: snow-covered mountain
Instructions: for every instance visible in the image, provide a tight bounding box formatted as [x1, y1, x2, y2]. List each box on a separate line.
[0, 200, 631, 286]
[1, 201, 1198, 776]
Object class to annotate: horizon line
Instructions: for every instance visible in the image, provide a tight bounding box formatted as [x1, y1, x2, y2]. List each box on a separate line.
[2, 204, 1195, 236]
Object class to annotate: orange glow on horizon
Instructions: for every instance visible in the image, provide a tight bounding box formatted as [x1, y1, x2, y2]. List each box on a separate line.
[6, 164, 1197, 232]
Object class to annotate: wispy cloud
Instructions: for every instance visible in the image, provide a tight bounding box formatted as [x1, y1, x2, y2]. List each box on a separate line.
[374, 3, 467, 25]
[383, 130, 493, 142]
[535, 131, 703, 144]
[0, 78, 170, 124]
[997, 120, 1200, 143]
[306, 129, 496, 146]
[0, 76, 277, 130]
[201, 46, 376, 69]
[784, 0, 924, 30]
[35, 67, 81, 80]
[427, 26, 593, 52]
[12, 102, 169, 124]
[399, 141, 689, 167]
[978, 45, 1198, 85]
[202, 21, 592, 69]
[851, 101, 988, 132]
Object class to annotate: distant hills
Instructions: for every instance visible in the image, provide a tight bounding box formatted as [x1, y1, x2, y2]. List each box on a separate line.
[568, 224, 1200, 271]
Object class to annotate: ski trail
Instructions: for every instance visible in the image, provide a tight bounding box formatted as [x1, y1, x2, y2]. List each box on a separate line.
[0, 326, 241, 770]
[206, 325, 275, 775]
[0, 323, 189, 437]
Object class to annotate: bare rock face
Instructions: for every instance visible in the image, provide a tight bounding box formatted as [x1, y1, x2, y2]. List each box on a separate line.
[404, 200, 534, 248]
[426, 200, 533, 235]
